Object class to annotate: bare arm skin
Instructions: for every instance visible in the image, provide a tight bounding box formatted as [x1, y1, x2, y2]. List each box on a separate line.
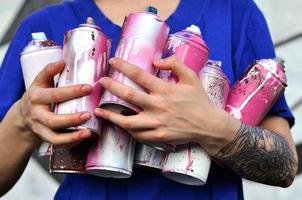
[0, 61, 92, 196]
[0, 102, 40, 196]
[95, 56, 298, 187]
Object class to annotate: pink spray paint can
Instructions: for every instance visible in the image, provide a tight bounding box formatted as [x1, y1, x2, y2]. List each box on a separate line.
[20, 32, 62, 157]
[158, 24, 209, 82]
[50, 17, 111, 174]
[134, 142, 167, 170]
[99, 7, 171, 152]
[55, 17, 111, 134]
[162, 60, 230, 186]
[99, 7, 169, 113]
[85, 111, 136, 178]
[225, 58, 287, 125]
[143, 25, 209, 152]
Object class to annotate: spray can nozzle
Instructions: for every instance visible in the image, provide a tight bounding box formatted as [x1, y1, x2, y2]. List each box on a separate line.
[31, 32, 47, 41]
[273, 57, 285, 66]
[145, 6, 158, 14]
[186, 25, 202, 35]
[86, 17, 95, 24]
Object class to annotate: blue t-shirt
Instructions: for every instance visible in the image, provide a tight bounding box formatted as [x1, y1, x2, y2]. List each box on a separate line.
[0, 0, 295, 199]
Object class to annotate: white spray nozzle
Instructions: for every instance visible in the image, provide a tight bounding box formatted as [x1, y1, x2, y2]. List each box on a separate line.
[31, 32, 47, 41]
[186, 25, 201, 35]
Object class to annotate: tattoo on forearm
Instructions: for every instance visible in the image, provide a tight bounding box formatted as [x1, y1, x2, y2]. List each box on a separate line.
[215, 123, 297, 186]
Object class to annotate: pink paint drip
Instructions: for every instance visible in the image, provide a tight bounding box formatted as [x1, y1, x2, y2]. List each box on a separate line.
[185, 144, 193, 173]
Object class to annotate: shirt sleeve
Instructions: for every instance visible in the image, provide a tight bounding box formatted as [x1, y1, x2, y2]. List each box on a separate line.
[0, 19, 32, 121]
[232, 0, 295, 127]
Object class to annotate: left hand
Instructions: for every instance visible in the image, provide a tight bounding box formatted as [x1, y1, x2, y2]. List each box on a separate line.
[95, 56, 240, 152]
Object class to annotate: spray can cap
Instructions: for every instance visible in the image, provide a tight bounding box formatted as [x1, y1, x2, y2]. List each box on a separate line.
[145, 6, 158, 14]
[86, 17, 95, 24]
[273, 57, 285, 66]
[31, 32, 47, 41]
[207, 60, 222, 68]
[79, 17, 101, 30]
[186, 25, 201, 35]
[21, 32, 58, 55]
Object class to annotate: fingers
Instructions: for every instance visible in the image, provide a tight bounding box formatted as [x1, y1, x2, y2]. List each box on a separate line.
[33, 60, 65, 87]
[153, 55, 199, 85]
[95, 108, 160, 130]
[109, 58, 166, 92]
[35, 123, 92, 145]
[99, 77, 154, 108]
[36, 108, 91, 130]
[129, 129, 189, 145]
[29, 84, 92, 104]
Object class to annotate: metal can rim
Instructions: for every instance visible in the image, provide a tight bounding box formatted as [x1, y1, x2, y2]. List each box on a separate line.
[20, 45, 61, 56]
[168, 34, 209, 51]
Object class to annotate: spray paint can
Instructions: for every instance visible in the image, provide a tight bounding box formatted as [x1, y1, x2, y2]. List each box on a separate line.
[134, 142, 167, 170]
[85, 112, 136, 178]
[99, 6, 169, 113]
[225, 58, 287, 125]
[50, 17, 111, 174]
[20, 32, 62, 157]
[55, 17, 111, 134]
[158, 24, 209, 82]
[162, 60, 230, 186]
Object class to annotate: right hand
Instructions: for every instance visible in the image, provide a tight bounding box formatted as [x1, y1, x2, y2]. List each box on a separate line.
[18, 60, 93, 146]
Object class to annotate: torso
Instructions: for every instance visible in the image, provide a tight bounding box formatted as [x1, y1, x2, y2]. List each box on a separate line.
[94, 0, 180, 26]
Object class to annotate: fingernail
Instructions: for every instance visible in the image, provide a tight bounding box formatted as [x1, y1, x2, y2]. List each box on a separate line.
[81, 85, 91, 93]
[98, 77, 107, 85]
[79, 130, 91, 139]
[109, 58, 117, 65]
[80, 112, 91, 120]
[95, 108, 104, 115]
[158, 58, 165, 63]
[154, 58, 165, 65]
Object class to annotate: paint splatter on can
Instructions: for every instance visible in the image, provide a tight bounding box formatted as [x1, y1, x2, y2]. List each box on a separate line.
[85, 116, 136, 178]
[134, 142, 167, 170]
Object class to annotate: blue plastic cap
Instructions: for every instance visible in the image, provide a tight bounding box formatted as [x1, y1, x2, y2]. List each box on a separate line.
[145, 6, 158, 14]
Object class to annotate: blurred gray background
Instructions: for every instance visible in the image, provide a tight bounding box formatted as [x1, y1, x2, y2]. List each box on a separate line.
[0, 0, 301, 199]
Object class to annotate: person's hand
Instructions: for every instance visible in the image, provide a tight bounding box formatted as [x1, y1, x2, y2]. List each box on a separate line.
[18, 60, 93, 147]
[95, 56, 240, 154]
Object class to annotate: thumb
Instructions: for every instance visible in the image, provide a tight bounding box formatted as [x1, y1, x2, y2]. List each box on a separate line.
[32, 60, 65, 87]
[153, 55, 199, 85]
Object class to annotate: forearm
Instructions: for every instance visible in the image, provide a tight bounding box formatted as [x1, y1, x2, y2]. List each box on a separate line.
[0, 101, 40, 196]
[213, 121, 298, 187]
